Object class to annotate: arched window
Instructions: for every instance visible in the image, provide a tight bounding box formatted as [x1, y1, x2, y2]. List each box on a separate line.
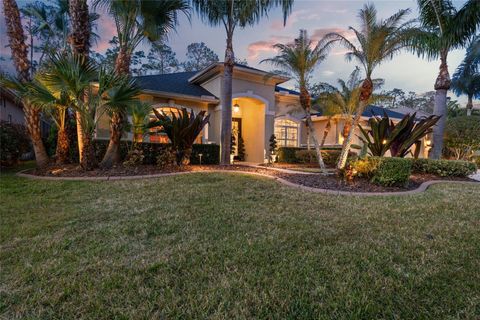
[274, 118, 299, 147]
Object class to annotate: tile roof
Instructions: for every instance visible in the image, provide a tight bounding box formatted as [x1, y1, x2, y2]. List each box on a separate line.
[275, 85, 300, 95]
[134, 72, 217, 99]
[311, 105, 407, 120]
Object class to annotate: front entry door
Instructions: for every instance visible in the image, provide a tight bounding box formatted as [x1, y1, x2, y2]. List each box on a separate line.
[232, 118, 242, 159]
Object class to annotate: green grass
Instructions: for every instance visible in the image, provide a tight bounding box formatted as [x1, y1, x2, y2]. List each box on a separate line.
[1, 167, 480, 319]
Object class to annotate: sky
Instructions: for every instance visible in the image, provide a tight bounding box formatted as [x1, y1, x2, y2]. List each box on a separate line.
[0, 0, 476, 105]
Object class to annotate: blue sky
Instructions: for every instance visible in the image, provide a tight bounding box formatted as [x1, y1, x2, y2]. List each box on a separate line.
[1, 0, 475, 104]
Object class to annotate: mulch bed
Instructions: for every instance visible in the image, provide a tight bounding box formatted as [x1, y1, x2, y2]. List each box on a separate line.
[27, 164, 477, 193]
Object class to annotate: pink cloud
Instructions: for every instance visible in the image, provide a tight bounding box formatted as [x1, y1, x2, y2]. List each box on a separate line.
[92, 9, 117, 53]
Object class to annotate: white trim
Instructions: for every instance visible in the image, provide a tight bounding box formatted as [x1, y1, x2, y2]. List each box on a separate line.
[274, 116, 301, 147]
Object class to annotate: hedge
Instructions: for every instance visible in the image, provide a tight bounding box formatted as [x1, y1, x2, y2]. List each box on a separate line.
[93, 140, 220, 165]
[0, 121, 31, 167]
[409, 158, 477, 177]
[277, 146, 357, 166]
[348, 157, 412, 187]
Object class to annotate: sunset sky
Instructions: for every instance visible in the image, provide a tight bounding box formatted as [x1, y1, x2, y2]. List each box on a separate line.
[1, 0, 475, 104]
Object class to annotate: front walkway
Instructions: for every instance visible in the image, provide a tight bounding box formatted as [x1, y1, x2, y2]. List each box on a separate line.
[469, 170, 480, 182]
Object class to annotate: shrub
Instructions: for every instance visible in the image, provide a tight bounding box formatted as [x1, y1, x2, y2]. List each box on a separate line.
[347, 157, 412, 187]
[277, 147, 303, 163]
[123, 149, 144, 167]
[156, 147, 176, 169]
[0, 121, 31, 167]
[444, 116, 480, 161]
[295, 149, 357, 167]
[410, 158, 477, 177]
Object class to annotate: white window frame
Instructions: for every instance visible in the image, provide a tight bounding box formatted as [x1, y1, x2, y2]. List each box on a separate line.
[274, 116, 300, 147]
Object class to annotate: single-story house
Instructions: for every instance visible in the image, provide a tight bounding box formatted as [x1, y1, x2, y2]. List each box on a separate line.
[88, 62, 430, 161]
[0, 87, 25, 125]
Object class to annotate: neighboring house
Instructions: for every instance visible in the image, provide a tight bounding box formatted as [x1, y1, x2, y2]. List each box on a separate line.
[96, 63, 431, 161]
[0, 87, 25, 125]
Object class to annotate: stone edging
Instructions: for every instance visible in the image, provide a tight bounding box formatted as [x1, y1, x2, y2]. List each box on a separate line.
[16, 169, 479, 197]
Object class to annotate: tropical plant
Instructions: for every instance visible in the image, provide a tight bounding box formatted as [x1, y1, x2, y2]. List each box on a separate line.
[409, 0, 480, 158]
[149, 107, 210, 165]
[320, 4, 417, 169]
[262, 29, 328, 173]
[191, 0, 293, 164]
[129, 101, 152, 145]
[358, 112, 440, 158]
[94, 0, 189, 168]
[451, 36, 480, 116]
[313, 66, 387, 146]
[40, 53, 141, 170]
[444, 115, 480, 160]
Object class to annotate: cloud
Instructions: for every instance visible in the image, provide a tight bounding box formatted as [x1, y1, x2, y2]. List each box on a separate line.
[247, 40, 278, 60]
[270, 9, 322, 31]
[321, 70, 335, 76]
[92, 9, 117, 53]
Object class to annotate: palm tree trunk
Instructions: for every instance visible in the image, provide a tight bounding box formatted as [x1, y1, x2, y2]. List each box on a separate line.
[431, 53, 450, 159]
[300, 86, 326, 173]
[3, 0, 49, 167]
[80, 132, 96, 170]
[466, 94, 473, 116]
[100, 48, 131, 168]
[55, 127, 70, 164]
[337, 78, 373, 170]
[220, 33, 234, 165]
[342, 118, 352, 139]
[320, 117, 332, 148]
[76, 112, 84, 161]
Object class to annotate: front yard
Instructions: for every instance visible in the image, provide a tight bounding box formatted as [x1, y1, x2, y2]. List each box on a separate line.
[1, 168, 480, 319]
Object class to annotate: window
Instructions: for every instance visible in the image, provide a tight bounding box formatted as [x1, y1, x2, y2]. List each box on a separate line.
[274, 118, 299, 147]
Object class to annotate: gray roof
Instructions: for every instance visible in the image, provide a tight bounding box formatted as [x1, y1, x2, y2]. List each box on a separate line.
[311, 105, 407, 120]
[134, 72, 217, 99]
[275, 85, 300, 95]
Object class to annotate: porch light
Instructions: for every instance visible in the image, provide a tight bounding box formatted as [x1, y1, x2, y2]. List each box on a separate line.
[233, 103, 240, 113]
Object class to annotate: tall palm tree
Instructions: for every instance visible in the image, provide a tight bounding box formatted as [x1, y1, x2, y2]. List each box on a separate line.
[191, 0, 294, 165]
[314, 67, 386, 146]
[95, 0, 189, 168]
[2, 0, 49, 167]
[40, 54, 141, 170]
[410, 0, 480, 158]
[262, 29, 328, 172]
[451, 36, 480, 116]
[320, 4, 416, 169]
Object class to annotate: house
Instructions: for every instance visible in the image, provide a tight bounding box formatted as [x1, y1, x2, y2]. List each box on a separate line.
[0, 87, 25, 125]
[94, 62, 431, 161]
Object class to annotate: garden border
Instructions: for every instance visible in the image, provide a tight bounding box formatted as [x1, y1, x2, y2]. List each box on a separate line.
[16, 169, 479, 197]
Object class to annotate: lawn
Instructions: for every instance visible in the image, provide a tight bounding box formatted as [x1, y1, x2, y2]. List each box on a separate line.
[1, 167, 479, 319]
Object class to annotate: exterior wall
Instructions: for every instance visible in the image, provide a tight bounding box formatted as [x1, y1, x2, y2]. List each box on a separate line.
[0, 95, 25, 125]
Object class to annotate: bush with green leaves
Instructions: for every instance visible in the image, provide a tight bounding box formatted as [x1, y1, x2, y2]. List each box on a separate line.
[444, 116, 480, 161]
[409, 158, 477, 177]
[0, 121, 31, 167]
[347, 157, 412, 187]
[295, 149, 357, 167]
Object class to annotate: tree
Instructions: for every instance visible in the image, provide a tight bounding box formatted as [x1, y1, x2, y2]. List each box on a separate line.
[444, 115, 480, 160]
[262, 30, 328, 173]
[95, 0, 189, 168]
[410, 0, 480, 158]
[2, 0, 49, 167]
[451, 36, 480, 116]
[182, 42, 219, 71]
[320, 4, 416, 169]
[191, 0, 293, 165]
[313, 67, 386, 147]
[144, 43, 179, 74]
[268, 134, 277, 164]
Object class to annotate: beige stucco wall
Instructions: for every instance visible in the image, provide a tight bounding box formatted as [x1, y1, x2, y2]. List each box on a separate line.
[0, 95, 25, 125]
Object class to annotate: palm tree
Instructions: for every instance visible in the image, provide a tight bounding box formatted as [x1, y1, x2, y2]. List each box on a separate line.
[191, 0, 294, 164]
[40, 54, 141, 170]
[262, 29, 328, 172]
[410, 0, 480, 158]
[2, 0, 49, 167]
[451, 36, 480, 116]
[129, 102, 152, 144]
[320, 4, 416, 169]
[94, 0, 189, 168]
[314, 67, 386, 147]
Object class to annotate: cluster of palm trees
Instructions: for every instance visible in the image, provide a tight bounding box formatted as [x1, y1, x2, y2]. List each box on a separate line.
[263, 0, 479, 173]
[2, 0, 479, 172]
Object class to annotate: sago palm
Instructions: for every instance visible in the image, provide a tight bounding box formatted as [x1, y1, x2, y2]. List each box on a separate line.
[320, 3, 416, 169]
[451, 36, 480, 116]
[191, 0, 293, 164]
[314, 67, 386, 146]
[410, 0, 480, 158]
[94, 0, 189, 168]
[262, 29, 328, 172]
[2, 0, 49, 167]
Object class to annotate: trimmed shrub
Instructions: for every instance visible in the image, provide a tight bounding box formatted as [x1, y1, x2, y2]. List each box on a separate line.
[444, 116, 480, 160]
[0, 121, 31, 167]
[277, 147, 303, 163]
[295, 149, 357, 167]
[93, 140, 220, 165]
[348, 157, 412, 187]
[409, 158, 477, 177]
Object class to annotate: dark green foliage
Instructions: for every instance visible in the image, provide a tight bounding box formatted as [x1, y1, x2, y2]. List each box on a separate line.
[359, 112, 440, 158]
[0, 121, 31, 167]
[444, 116, 480, 160]
[295, 149, 357, 167]
[277, 147, 304, 163]
[94, 140, 220, 165]
[347, 157, 412, 187]
[410, 158, 477, 177]
[237, 136, 246, 161]
[268, 134, 277, 163]
[149, 108, 210, 165]
[230, 132, 236, 155]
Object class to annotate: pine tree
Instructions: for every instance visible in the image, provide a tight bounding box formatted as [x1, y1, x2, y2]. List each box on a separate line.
[268, 134, 277, 164]
[237, 136, 246, 161]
